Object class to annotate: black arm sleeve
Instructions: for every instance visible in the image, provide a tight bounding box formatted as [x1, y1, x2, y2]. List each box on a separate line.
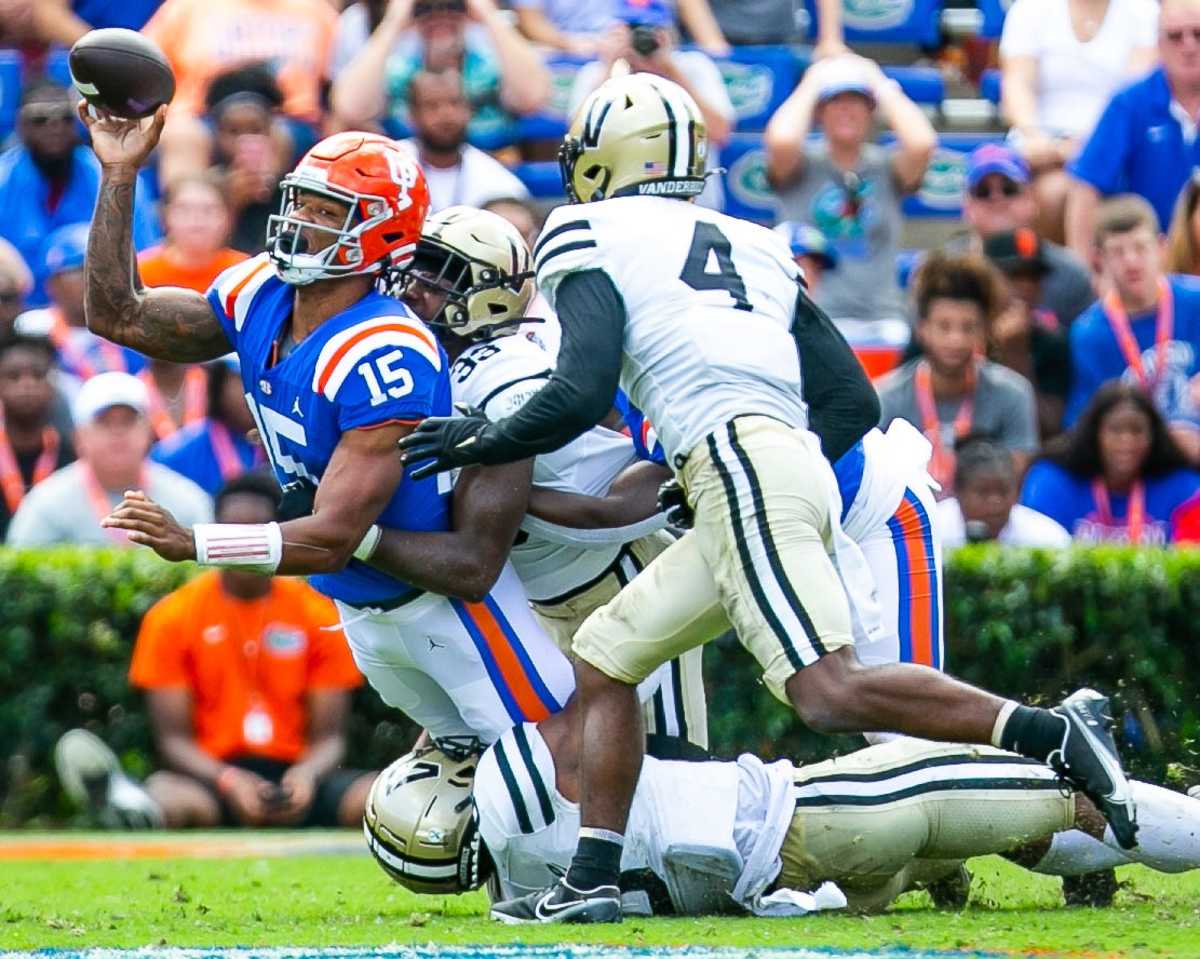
[793, 290, 881, 463]
[488, 269, 626, 458]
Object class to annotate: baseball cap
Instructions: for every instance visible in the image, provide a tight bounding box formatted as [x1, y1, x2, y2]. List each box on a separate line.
[773, 221, 838, 269]
[42, 222, 90, 278]
[983, 227, 1049, 276]
[616, 0, 674, 28]
[965, 144, 1030, 191]
[72, 371, 149, 426]
[814, 57, 876, 107]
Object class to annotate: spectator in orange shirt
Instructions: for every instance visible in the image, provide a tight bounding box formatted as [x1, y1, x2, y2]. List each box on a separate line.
[138, 173, 247, 294]
[145, 0, 336, 186]
[126, 474, 373, 828]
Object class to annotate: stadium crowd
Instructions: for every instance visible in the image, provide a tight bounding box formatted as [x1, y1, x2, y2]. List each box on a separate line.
[2, 0, 1200, 832]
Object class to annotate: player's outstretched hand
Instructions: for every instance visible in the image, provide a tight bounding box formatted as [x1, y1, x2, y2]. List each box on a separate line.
[77, 101, 167, 171]
[399, 404, 497, 480]
[658, 478, 694, 530]
[101, 489, 196, 562]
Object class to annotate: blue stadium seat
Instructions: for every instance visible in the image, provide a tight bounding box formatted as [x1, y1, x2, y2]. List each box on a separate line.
[978, 0, 1011, 40]
[804, 0, 944, 47]
[718, 132, 778, 224]
[979, 68, 1001, 105]
[0, 50, 21, 142]
[45, 48, 73, 89]
[514, 160, 566, 199]
[715, 46, 802, 133]
[883, 65, 945, 106]
[516, 54, 590, 142]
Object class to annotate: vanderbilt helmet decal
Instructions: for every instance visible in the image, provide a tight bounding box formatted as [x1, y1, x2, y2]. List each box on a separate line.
[559, 72, 709, 204]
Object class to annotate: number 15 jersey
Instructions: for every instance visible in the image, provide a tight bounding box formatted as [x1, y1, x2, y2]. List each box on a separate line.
[206, 254, 452, 607]
[533, 196, 809, 466]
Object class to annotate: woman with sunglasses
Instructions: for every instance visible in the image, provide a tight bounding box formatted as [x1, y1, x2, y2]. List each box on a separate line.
[1020, 382, 1200, 544]
[999, 0, 1159, 244]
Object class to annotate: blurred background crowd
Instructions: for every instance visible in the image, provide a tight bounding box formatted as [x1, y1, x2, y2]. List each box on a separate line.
[4, 0, 1200, 826]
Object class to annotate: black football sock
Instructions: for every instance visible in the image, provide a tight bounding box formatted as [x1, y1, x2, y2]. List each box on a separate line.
[565, 828, 624, 891]
[996, 702, 1068, 763]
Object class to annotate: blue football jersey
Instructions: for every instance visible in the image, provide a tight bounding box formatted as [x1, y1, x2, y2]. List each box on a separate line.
[615, 391, 667, 467]
[206, 254, 452, 605]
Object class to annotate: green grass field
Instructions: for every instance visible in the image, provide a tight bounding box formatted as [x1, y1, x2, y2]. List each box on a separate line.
[2, 842, 1199, 957]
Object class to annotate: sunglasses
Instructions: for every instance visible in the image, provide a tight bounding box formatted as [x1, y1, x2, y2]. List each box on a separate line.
[1163, 27, 1200, 43]
[21, 107, 75, 127]
[970, 180, 1022, 200]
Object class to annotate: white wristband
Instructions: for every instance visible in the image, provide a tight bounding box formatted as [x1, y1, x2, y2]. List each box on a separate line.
[354, 524, 382, 562]
[193, 522, 283, 572]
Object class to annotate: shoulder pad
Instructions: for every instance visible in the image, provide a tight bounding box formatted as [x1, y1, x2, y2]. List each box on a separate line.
[210, 254, 274, 332]
[311, 314, 442, 400]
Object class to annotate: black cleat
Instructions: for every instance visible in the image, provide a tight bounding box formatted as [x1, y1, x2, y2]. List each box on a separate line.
[1048, 689, 1138, 850]
[925, 863, 972, 910]
[490, 879, 621, 924]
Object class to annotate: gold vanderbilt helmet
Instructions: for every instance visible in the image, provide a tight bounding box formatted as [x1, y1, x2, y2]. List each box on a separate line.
[401, 206, 534, 341]
[363, 741, 489, 894]
[559, 72, 708, 204]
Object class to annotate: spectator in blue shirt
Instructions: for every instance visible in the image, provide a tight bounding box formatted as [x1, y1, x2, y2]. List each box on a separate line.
[1065, 0, 1200, 266]
[150, 358, 263, 497]
[32, 0, 164, 46]
[1065, 194, 1200, 463]
[1021, 382, 1200, 544]
[0, 79, 160, 307]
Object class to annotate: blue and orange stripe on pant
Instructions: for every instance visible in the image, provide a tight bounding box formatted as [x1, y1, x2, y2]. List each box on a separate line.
[451, 595, 562, 723]
[885, 488, 942, 670]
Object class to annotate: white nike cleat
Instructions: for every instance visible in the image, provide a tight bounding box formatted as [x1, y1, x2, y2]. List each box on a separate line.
[54, 728, 161, 829]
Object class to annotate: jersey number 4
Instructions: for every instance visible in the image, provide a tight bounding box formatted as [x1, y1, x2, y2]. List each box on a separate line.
[679, 222, 752, 312]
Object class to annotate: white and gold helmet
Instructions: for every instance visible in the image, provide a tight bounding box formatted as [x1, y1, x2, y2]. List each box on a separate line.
[363, 742, 489, 895]
[559, 72, 708, 204]
[400, 206, 534, 341]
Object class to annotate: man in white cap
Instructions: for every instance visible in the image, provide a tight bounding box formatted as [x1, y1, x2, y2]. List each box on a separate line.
[765, 55, 936, 336]
[6, 370, 211, 545]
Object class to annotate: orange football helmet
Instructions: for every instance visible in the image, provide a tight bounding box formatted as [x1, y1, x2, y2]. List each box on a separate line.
[267, 132, 430, 286]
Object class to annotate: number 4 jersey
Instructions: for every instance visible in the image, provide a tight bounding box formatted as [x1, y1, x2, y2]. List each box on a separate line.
[206, 254, 452, 606]
[533, 196, 810, 466]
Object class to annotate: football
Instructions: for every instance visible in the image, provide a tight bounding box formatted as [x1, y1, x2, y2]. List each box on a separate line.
[68, 28, 175, 119]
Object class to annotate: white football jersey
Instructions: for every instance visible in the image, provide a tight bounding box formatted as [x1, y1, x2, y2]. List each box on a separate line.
[474, 724, 796, 913]
[534, 196, 810, 466]
[450, 331, 641, 601]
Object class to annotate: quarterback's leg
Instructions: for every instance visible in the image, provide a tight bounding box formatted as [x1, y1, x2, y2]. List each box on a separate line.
[698, 417, 1135, 848]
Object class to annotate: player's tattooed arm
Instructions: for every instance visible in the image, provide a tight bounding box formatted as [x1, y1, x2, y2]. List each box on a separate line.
[367, 459, 535, 602]
[526, 461, 672, 530]
[80, 104, 233, 362]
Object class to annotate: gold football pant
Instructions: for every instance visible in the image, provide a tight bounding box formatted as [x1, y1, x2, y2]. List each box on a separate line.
[780, 738, 1074, 912]
[574, 416, 854, 703]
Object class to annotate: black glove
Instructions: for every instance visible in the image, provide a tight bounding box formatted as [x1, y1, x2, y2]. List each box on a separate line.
[657, 477, 694, 530]
[399, 404, 501, 481]
[277, 477, 317, 521]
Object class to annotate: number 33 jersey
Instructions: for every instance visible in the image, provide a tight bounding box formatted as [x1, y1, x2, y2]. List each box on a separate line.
[206, 254, 452, 606]
[533, 196, 809, 466]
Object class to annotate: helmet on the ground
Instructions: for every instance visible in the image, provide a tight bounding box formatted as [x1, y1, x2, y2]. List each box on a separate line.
[401, 206, 535, 341]
[363, 741, 488, 894]
[267, 132, 430, 285]
[559, 72, 708, 204]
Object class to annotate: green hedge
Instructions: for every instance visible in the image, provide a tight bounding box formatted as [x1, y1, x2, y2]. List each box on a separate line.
[2, 545, 1199, 825]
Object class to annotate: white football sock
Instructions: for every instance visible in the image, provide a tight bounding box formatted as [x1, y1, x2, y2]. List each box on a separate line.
[1034, 780, 1200, 876]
